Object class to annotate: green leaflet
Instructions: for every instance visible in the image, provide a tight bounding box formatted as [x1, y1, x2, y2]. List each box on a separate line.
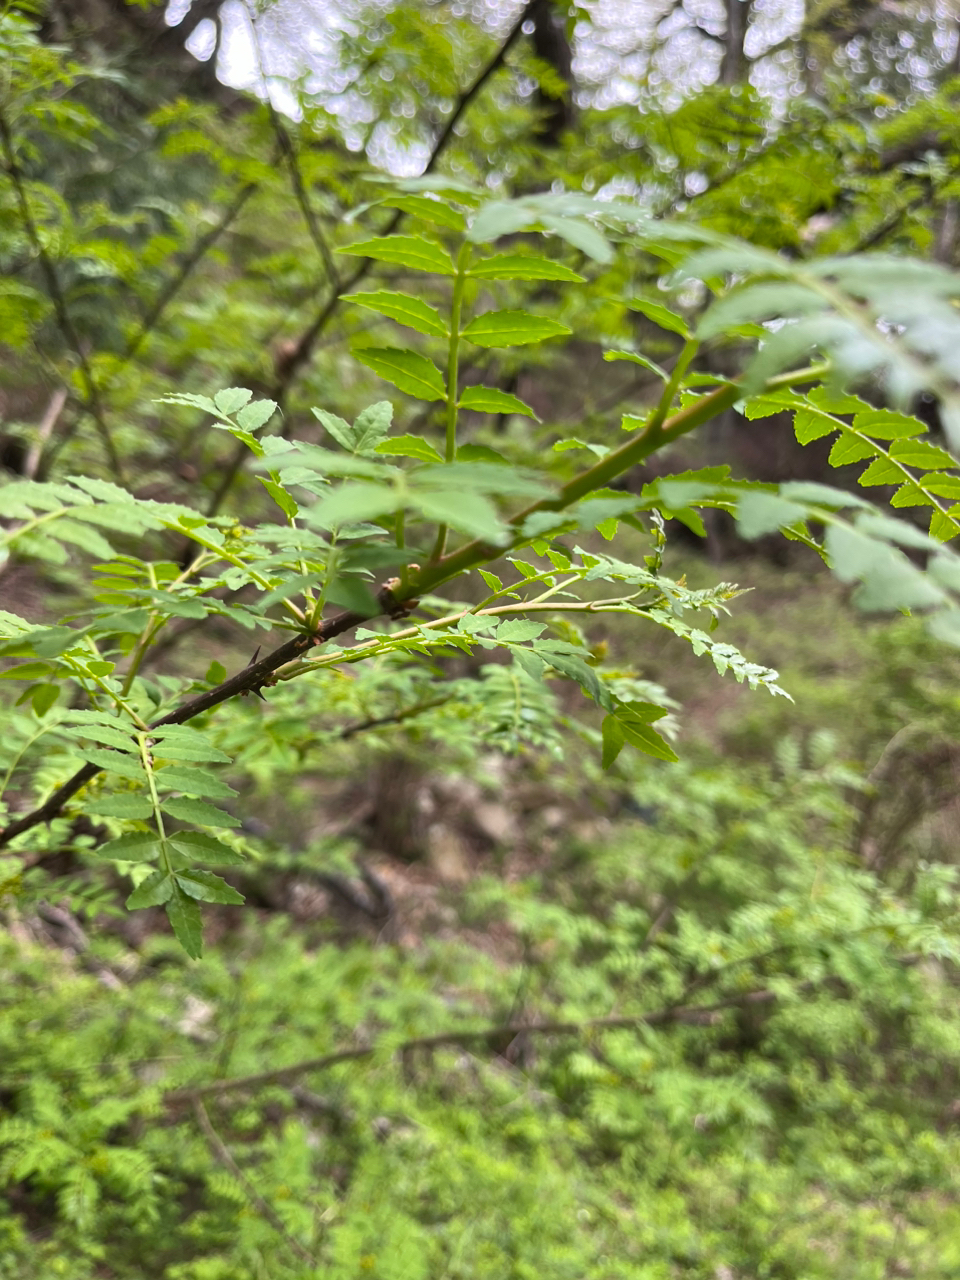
[413, 490, 506, 541]
[374, 193, 468, 230]
[628, 297, 691, 338]
[375, 435, 444, 463]
[852, 409, 925, 441]
[601, 713, 625, 769]
[236, 399, 278, 431]
[601, 703, 676, 767]
[858, 457, 902, 486]
[83, 794, 154, 820]
[165, 884, 204, 958]
[603, 349, 668, 380]
[313, 402, 394, 454]
[125, 869, 173, 909]
[353, 347, 446, 400]
[457, 386, 539, 419]
[537, 647, 613, 711]
[73, 748, 146, 782]
[155, 766, 237, 799]
[828, 434, 881, 467]
[353, 402, 395, 453]
[467, 252, 585, 282]
[149, 728, 232, 764]
[257, 477, 298, 518]
[825, 523, 946, 612]
[616, 702, 678, 762]
[96, 832, 161, 862]
[167, 831, 245, 865]
[174, 869, 244, 904]
[413, 461, 551, 499]
[697, 281, 826, 340]
[46, 519, 115, 561]
[736, 493, 808, 539]
[213, 387, 252, 415]
[497, 620, 547, 643]
[460, 310, 571, 348]
[890, 440, 958, 469]
[161, 796, 241, 827]
[539, 212, 613, 263]
[341, 290, 448, 337]
[305, 481, 402, 530]
[336, 235, 455, 275]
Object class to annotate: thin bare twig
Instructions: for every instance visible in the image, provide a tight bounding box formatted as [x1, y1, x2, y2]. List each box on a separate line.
[23, 386, 67, 479]
[193, 1099, 317, 1266]
[267, 104, 339, 290]
[123, 182, 257, 364]
[337, 696, 449, 740]
[0, 108, 124, 481]
[851, 169, 960, 254]
[167, 990, 780, 1106]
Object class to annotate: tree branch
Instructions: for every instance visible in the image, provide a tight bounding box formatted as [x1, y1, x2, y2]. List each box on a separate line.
[851, 171, 960, 254]
[24, 386, 67, 479]
[166, 989, 780, 1107]
[0, 363, 825, 851]
[0, 108, 124, 481]
[267, 105, 339, 291]
[203, 0, 539, 520]
[337, 697, 449, 740]
[123, 182, 258, 364]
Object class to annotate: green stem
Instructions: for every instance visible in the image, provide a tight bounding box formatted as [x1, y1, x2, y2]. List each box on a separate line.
[445, 243, 470, 461]
[120, 553, 223, 696]
[186, 530, 306, 625]
[414, 362, 829, 595]
[646, 339, 700, 435]
[282, 595, 670, 680]
[67, 640, 149, 728]
[430, 241, 472, 562]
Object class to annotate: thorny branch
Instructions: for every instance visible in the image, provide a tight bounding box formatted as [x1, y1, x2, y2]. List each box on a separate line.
[0, 363, 825, 851]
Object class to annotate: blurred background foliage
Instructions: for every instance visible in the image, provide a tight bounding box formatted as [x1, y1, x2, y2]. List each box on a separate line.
[5, 0, 960, 1275]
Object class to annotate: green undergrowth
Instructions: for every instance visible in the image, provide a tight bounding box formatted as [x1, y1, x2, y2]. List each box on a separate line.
[3, 729, 960, 1279]
[629, 549, 960, 769]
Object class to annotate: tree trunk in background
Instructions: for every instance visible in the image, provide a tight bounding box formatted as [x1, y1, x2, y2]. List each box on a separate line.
[531, 0, 577, 146]
[720, 0, 751, 84]
[39, 0, 242, 107]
